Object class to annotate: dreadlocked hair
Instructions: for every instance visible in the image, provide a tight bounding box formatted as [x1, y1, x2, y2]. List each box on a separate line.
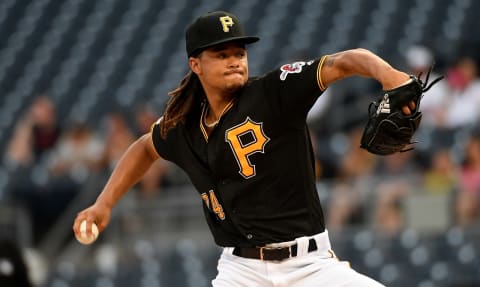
[159, 70, 204, 138]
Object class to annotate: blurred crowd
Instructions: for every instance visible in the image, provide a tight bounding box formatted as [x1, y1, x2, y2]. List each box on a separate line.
[2, 96, 172, 245]
[0, 45, 479, 253]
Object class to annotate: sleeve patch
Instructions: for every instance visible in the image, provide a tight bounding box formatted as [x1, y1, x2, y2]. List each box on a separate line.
[279, 60, 315, 81]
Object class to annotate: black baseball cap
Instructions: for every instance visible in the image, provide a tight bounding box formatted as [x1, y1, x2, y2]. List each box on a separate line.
[186, 11, 259, 57]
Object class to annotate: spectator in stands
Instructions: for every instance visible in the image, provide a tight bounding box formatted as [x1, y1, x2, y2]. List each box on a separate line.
[373, 181, 408, 236]
[5, 95, 65, 243]
[374, 149, 419, 177]
[337, 128, 377, 179]
[100, 112, 135, 171]
[327, 128, 376, 230]
[372, 152, 420, 235]
[455, 129, 480, 226]
[48, 121, 105, 182]
[442, 56, 480, 129]
[17, 122, 106, 243]
[4, 116, 32, 168]
[101, 111, 169, 198]
[422, 148, 458, 195]
[134, 104, 158, 136]
[135, 159, 171, 198]
[29, 96, 61, 159]
[133, 105, 174, 197]
[404, 45, 449, 128]
[5, 95, 61, 168]
[327, 182, 364, 231]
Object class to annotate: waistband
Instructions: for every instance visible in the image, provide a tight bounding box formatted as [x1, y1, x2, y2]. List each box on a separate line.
[225, 230, 332, 261]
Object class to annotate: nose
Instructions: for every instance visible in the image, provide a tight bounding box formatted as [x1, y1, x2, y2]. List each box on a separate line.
[228, 56, 240, 68]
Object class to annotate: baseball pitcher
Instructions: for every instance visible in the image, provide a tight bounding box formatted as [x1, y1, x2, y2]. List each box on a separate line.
[73, 11, 441, 286]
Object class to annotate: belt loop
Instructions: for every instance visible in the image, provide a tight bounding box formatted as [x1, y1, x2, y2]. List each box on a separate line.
[295, 236, 310, 257]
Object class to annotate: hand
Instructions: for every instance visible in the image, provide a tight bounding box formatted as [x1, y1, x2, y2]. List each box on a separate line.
[383, 70, 416, 116]
[73, 201, 111, 238]
[402, 100, 416, 115]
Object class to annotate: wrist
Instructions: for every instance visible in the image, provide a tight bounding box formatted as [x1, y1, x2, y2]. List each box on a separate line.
[381, 71, 410, 90]
[386, 77, 414, 91]
[95, 196, 114, 210]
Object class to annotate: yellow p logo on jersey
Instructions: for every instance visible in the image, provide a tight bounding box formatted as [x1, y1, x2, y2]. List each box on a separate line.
[226, 117, 270, 179]
[219, 16, 234, 32]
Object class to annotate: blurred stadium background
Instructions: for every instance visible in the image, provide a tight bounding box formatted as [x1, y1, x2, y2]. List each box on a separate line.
[1, 0, 480, 286]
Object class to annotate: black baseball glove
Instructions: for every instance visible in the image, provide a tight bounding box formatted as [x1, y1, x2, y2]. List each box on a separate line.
[360, 68, 443, 155]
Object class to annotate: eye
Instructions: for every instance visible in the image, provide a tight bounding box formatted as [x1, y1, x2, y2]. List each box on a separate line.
[217, 53, 227, 59]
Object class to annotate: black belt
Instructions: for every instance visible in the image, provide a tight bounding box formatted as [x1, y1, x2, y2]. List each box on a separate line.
[232, 238, 318, 261]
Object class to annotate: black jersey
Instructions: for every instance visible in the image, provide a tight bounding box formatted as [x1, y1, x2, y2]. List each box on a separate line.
[151, 58, 326, 247]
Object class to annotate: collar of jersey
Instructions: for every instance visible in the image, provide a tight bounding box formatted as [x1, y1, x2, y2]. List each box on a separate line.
[199, 99, 235, 142]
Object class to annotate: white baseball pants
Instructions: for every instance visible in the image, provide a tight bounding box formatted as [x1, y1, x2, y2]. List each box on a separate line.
[212, 230, 385, 287]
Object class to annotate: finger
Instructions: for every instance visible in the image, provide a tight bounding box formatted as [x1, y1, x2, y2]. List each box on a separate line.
[73, 209, 94, 236]
[73, 212, 82, 234]
[409, 100, 416, 111]
[85, 217, 96, 237]
[402, 106, 411, 115]
[97, 216, 108, 233]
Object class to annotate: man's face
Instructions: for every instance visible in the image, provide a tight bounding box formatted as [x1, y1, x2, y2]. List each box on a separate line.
[189, 42, 249, 95]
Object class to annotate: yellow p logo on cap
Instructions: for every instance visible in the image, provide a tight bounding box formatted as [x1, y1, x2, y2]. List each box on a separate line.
[219, 16, 234, 32]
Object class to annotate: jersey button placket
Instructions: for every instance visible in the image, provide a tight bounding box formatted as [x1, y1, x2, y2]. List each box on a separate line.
[246, 234, 253, 240]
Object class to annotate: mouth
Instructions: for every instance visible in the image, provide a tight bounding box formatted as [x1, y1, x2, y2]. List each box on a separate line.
[225, 70, 244, 76]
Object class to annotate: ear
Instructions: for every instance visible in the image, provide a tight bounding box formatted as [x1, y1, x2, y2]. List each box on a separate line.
[189, 57, 201, 75]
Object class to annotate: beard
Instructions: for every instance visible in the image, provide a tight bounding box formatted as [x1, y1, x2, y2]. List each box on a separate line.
[223, 75, 247, 94]
[225, 81, 244, 93]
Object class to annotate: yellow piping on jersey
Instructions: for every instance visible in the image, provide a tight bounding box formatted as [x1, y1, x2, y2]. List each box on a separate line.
[149, 117, 163, 158]
[317, 55, 328, 91]
[199, 104, 209, 141]
[199, 100, 235, 142]
[150, 116, 163, 133]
